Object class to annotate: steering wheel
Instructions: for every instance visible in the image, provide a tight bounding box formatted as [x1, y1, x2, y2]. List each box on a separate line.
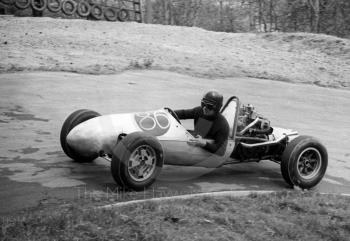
[164, 107, 181, 124]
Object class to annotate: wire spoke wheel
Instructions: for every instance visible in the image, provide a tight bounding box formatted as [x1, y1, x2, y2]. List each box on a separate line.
[296, 147, 322, 180]
[128, 145, 156, 182]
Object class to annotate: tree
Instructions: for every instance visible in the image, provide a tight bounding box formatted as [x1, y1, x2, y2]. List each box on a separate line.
[149, 0, 350, 37]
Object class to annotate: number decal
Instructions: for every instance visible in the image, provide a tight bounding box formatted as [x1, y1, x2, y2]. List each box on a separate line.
[134, 111, 170, 136]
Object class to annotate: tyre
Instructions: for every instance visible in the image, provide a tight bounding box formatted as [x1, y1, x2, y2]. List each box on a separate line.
[281, 135, 328, 189]
[61, 0, 76, 15]
[31, 0, 47, 11]
[15, 0, 31, 9]
[47, 0, 61, 13]
[111, 132, 163, 191]
[90, 4, 103, 20]
[0, 0, 14, 5]
[117, 8, 129, 22]
[76, 0, 90, 17]
[60, 109, 101, 163]
[104, 7, 117, 21]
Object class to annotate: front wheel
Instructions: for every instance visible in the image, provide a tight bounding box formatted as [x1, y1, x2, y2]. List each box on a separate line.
[111, 132, 163, 191]
[281, 135, 328, 189]
[60, 109, 101, 163]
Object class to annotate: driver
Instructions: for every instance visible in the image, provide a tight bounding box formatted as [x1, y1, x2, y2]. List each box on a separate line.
[174, 91, 229, 156]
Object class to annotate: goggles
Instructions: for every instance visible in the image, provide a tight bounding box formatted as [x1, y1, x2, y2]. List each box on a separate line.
[201, 101, 215, 110]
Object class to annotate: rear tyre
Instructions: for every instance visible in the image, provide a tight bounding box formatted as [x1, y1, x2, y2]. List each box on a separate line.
[111, 132, 163, 191]
[60, 109, 101, 163]
[281, 135, 328, 189]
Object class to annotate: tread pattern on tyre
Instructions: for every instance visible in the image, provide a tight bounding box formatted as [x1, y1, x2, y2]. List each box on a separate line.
[60, 109, 101, 163]
[111, 132, 163, 191]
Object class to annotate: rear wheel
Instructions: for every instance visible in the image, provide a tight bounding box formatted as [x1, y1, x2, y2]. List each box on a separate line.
[281, 135, 328, 189]
[60, 109, 101, 163]
[111, 132, 163, 191]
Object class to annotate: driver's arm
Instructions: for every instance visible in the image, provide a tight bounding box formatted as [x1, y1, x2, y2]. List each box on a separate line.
[203, 119, 229, 156]
[174, 107, 201, 120]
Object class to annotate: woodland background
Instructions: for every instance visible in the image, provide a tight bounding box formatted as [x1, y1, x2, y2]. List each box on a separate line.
[143, 0, 350, 38]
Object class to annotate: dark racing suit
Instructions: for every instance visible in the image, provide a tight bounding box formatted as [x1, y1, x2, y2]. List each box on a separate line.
[175, 106, 229, 156]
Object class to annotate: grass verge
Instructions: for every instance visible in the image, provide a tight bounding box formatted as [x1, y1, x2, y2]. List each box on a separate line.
[1, 191, 349, 241]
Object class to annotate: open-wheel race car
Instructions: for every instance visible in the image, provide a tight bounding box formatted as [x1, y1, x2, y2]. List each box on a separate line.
[60, 96, 328, 191]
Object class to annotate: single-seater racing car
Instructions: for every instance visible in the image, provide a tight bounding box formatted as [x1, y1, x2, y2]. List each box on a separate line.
[60, 96, 328, 191]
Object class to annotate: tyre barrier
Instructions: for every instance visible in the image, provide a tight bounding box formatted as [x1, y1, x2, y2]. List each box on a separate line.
[61, 0, 75, 15]
[4, 0, 134, 22]
[15, 0, 31, 9]
[104, 7, 117, 22]
[117, 8, 129, 22]
[76, 0, 90, 17]
[47, 0, 61, 13]
[0, 0, 14, 5]
[31, 0, 47, 11]
[90, 4, 103, 20]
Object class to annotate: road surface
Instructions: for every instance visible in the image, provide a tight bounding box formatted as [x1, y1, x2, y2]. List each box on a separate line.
[0, 70, 349, 214]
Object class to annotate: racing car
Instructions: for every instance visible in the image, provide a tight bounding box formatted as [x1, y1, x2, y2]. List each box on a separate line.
[60, 96, 328, 191]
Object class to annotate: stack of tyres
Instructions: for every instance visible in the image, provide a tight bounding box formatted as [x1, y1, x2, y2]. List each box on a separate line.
[0, 0, 131, 22]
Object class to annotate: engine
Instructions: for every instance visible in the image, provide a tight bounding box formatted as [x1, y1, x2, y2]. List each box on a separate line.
[237, 104, 272, 137]
[233, 104, 274, 161]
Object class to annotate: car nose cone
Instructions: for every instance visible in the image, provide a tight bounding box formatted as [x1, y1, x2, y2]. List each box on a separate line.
[66, 123, 101, 156]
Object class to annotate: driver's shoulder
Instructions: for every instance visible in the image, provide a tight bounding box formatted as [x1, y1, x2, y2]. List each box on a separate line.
[218, 113, 230, 128]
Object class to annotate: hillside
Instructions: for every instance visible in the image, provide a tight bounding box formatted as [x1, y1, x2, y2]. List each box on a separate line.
[1, 16, 349, 89]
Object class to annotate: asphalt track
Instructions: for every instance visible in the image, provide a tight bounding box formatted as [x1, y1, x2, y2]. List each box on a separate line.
[0, 70, 349, 214]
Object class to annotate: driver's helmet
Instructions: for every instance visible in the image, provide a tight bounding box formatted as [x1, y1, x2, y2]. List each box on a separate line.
[201, 90, 223, 112]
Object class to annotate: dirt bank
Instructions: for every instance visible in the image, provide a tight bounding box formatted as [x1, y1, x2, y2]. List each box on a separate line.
[0, 16, 349, 89]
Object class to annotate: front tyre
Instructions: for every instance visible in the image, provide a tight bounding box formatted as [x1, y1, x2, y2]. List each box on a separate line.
[60, 109, 101, 163]
[111, 132, 163, 191]
[281, 135, 328, 189]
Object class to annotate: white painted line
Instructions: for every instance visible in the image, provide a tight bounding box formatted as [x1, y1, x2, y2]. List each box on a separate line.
[98, 190, 350, 210]
[98, 190, 275, 209]
[320, 192, 350, 197]
[323, 178, 344, 186]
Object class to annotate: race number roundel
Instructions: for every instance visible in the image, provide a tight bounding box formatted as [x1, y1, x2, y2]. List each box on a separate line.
[134, 111, 170, 136]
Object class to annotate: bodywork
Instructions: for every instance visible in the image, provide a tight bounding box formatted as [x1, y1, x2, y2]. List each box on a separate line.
[67, 97, 299, 168]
